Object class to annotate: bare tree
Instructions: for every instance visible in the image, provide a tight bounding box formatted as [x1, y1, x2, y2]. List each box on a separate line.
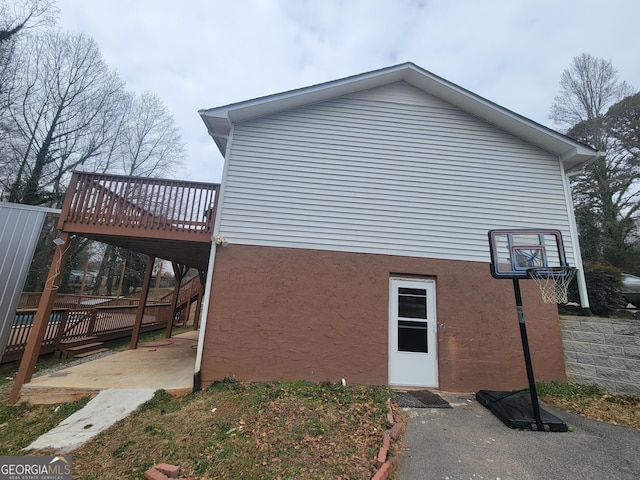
[550, 53, 631, 150]
[0, 0, 56, 90]
[0, 0, 57, 44]
[3, 24, 188, 291]
[551, 54, 639, 271]
[120, 91, 185, 177]
[76, 90, 185, 179]
[3, 31, 125, 205]
[89, 91, 185, 295]
[0, 1, 57, 197]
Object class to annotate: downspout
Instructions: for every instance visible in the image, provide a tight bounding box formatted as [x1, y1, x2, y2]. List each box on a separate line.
[561, 162, 592, 316]
[192, 241, 217, 392]
[193, 124, 234, 392]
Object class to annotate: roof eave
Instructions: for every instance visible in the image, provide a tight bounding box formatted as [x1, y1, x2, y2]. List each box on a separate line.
[199, 63, 418, 155]
[562, 148, 605, 173]
[199, 62, 602, 164]
[199, 113, 232, 154]
[399, 67, 602, 168]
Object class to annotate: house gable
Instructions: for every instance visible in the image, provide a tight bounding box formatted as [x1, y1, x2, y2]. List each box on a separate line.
[218, 81, 576, 264]
[200, 63, 600, 171]
[343, 82, 459, 109]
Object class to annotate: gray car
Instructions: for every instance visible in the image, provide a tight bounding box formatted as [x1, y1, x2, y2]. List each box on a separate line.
[622, 273, 640, 308]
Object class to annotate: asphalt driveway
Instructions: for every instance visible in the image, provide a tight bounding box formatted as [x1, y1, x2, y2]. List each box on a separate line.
[398, 393, 640, 480]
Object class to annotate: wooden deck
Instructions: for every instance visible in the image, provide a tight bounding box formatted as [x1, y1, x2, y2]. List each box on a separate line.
[58, 172, 220, 270]
[8, 172, 217, 404]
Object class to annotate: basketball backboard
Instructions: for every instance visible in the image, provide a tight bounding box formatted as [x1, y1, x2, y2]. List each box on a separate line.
[488, 229, 568, 279]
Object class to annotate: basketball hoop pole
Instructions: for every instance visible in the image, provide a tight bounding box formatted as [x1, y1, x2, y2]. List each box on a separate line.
[484, 229, 569, 431]
[512, 278, 544, 431]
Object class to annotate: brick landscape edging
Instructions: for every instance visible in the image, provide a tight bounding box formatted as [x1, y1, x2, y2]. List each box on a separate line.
[144, 463, 180, 479]
[371, 398, 405, 480]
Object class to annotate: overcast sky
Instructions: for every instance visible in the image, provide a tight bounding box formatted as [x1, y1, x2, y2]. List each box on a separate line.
[55, 0, 640, 184]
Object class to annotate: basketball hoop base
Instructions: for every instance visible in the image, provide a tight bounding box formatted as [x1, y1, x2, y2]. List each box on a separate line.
[476, 390, 569, 432]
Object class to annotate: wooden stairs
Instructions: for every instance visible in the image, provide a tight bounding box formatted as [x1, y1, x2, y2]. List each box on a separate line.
[161, 275, 203, 325]
[58, 336, 109, 359]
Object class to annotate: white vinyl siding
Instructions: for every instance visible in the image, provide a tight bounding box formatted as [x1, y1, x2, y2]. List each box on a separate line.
[219, 82, 575, 264]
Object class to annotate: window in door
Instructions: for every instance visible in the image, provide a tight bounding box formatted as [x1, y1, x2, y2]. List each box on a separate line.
[397, 287, 428, 353]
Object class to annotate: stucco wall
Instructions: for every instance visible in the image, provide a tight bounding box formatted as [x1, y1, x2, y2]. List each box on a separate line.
[560, 315, 640, 396]
[201, 245, 566, 392]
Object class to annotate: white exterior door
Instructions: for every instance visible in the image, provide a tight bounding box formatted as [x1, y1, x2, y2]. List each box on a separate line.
[389, 278, 438, 387]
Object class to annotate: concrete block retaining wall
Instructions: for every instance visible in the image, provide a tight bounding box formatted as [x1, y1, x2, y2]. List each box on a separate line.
[560, 315, 640, 397]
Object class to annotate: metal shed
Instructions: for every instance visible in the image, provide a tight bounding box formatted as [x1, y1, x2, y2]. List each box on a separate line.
[0, 202, 60, 358]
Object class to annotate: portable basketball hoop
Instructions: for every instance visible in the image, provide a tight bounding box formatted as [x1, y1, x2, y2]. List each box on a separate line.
[528, 266, 577, 304]
[478, 229, 574, 432]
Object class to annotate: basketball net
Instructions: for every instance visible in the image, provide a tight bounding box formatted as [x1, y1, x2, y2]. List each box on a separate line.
[527, 267, 577, 304]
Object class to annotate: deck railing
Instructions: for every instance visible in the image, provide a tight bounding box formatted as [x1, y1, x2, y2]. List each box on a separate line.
[159, 275, 204, 324]
[18, 293, 140, 309]
[2, 302, 172, 363]
[59, 172, 220, 239]
[160, 275, 202, 306]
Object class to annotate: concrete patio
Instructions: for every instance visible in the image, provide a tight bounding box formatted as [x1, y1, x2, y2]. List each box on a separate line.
[19, 330, 199, 404]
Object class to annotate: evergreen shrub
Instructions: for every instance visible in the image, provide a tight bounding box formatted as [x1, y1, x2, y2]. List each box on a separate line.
[567, 260, 625, 316]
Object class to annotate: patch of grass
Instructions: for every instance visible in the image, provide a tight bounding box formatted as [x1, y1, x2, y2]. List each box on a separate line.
[111, 440, 135, 458]
[146, 287, 176, 301]
[0, 397, 90, 455]
[69, 381, 393, 479]
[137, 389, 175, 413]
[537, 381, 639, 430]
[537, 381, 605, 398]
[0, 376, 11, 389]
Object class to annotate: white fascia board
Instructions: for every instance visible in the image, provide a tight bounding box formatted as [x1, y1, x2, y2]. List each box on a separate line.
[562, 149, 606, 173]
[0, 202, 61, 214]
[199, 115, 232, 154]
[199, 62, 601, 167]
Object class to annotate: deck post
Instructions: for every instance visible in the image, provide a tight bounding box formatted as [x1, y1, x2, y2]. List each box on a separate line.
[193, 270, 206, 330]
[183, 298, 192, 327]
[53, 310, 70, 351]
[10, 232, 71, 404]
[166, 263, 187, 338]
[129, 255, 154, 350]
